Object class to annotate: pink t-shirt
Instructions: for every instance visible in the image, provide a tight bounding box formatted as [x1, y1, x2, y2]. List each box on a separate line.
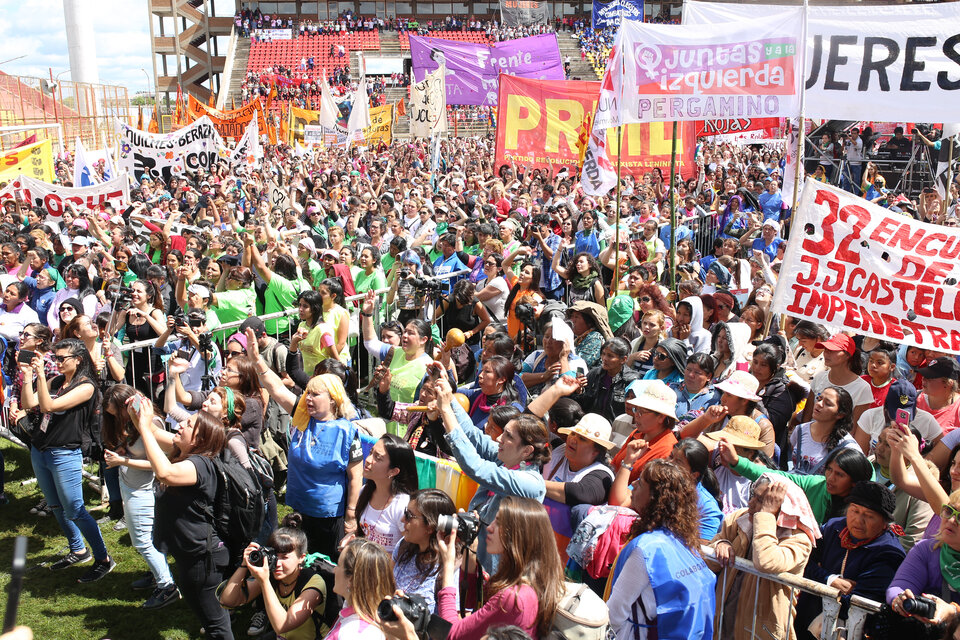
[917, 394, 960, 434]
[439, 584, 539, 640]
[326, 607, 384, 640]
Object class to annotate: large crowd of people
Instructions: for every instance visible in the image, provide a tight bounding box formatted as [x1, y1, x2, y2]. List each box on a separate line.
[5, 8, 960, 640]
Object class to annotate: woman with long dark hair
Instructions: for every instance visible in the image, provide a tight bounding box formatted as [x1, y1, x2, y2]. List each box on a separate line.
[458, 355, 524, 429]
[102, 384, 180, 608]
[293, 289, 340, 375]
[802, 333, 872, 428]
[20, 338, 114, 583]
[607, 459, 717, 639]
[551, 248, 605, 305]
[436, 279, 491, 347]
[347, 434, 418, 551]
[116, 279, 167, 399]
[502, 261, 543, 344]
[319, 277, 351, 364]
[670, 438, 723, 540]
[391, 489, 461, 613]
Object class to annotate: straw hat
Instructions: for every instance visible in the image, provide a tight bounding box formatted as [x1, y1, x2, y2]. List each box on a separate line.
[558, 413, 616, 450]
[626, 380, 678, 420]
[703, 415, 765, 450]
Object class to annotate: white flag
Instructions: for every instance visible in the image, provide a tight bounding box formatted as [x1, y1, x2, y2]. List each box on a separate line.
[73, 138, 98, 187]
[409, 66, 447, 139]
[781, 117, 802, 204]
[347, 76, 371, 144]
[319, 71, 340, 130]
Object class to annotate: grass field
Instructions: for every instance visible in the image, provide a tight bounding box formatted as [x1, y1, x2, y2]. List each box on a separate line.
[0, 439, 259, 640]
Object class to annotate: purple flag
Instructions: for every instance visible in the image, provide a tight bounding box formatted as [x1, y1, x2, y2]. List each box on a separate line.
[409, 34, 565, 106]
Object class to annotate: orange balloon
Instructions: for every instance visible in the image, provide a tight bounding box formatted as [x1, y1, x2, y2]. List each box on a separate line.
[453, 393, 471, 413]
[445, 328, 466, 350]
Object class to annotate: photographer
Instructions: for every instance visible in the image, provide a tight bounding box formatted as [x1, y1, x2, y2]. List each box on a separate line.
[384, 497, 564, 640]
[113, 280, 167, 399]
[219, 516, 328, 640]
[155, 309, 222, 421]
[386, 250, 429, 325]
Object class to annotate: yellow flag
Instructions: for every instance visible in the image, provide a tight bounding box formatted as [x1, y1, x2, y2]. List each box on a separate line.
[0, 140, 54, 184]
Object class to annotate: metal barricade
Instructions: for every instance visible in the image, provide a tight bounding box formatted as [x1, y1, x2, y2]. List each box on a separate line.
[699, 545, 883, 640]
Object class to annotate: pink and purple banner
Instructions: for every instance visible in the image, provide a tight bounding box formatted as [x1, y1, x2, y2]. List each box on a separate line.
[409, 33, 564, 107]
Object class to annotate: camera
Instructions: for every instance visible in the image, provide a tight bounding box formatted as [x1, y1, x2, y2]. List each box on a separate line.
[197, 332, 214, 353]
[400, 269, 412, 279]
[377, 594, 452, 640]
[902, 596, 937, 618]
[248, 546, 277, 572]
[514, 302, 537, 329]
[109, 285, 133, 310]
[436, 512, 481, 545]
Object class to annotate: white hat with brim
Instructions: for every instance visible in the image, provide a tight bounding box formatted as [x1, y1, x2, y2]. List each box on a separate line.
[558, 413, 616, 450]
[714, 370, 761, 402]
[626, 380, 678, 420]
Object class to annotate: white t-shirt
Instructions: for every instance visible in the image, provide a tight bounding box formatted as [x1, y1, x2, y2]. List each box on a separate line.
[481, 275, 510, 320]
[858, 407, 943, 454]
[359, 493, 410, 551]
[811, 371, 873, 409]
[789, 421, 860, 474]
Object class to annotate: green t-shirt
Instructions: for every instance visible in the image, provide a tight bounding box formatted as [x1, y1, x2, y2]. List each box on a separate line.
[354, 268, 387, 294]
[213, 288, 256, 326]
[263, 276, 299, 335]
[307, 260, 325, 289]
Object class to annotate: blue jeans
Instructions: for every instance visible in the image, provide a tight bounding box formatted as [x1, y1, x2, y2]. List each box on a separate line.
[119, 478, 174, 589]
[31, 447, 108, 561]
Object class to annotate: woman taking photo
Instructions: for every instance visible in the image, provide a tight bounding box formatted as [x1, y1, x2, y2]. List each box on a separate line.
[392, 489, 460, 613]
[386, 496, 564, 640]
[128, 398, 232, 638]
[219, 517, 327, 640]
[20, 338, 114, 583]
[607, 459, 717, 640]
[348, 434, 418, 550]
[102, 384, 180, 609]
[502, 261, 544, 343]
[433, 375, 549, 573]
[552, 247, 605, 305]
[247, 330, 362, 559]
[115, 280, 167, 399]
[474, 254, 510, 322]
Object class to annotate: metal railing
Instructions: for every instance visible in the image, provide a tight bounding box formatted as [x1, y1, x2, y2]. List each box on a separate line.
[699, 545, 883, 640]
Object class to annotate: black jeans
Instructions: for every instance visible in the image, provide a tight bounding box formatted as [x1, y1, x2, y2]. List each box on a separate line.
[175, 545, 233, 639]
[300, 514, 344, 626]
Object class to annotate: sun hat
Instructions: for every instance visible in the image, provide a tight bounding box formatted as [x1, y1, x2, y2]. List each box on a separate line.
[715, 370, 761, 402]
[626, 380, 677, 420]
[558, 413, 616, 450]
[703, 415, 765, 449]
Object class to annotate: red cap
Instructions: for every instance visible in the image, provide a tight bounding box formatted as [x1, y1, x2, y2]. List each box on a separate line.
[816, 333, 856, 356]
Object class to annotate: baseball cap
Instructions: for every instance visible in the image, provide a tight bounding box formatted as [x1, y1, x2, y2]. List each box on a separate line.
[917, 357, 960, 381]
[816, 334, 856, 356]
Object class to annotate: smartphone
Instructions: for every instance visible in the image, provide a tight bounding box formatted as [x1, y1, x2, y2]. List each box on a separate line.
[16, 350, 35, 365]
[3, 536, 26, 633]
[175, 348, 192, 361]
[896, 409, 911, 432]
[130, 396, 143, 415]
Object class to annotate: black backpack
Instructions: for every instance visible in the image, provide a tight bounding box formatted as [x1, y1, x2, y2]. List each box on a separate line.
[208, 448, 266, 564]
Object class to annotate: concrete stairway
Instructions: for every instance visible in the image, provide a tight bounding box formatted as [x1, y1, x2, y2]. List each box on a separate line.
[555, 32, 600, 81]
[227, 36, 251, 106]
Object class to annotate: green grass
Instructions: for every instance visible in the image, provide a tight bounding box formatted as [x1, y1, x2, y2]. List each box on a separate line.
[0, 439, 258, 640]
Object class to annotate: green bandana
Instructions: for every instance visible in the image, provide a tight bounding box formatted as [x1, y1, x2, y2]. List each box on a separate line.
[940, 541, 960, 591]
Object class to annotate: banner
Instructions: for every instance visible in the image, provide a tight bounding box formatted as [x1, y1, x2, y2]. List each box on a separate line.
[500, 0, 548, 27]
[346, 76, 372, 144]
[363, 104, 393, 146]
[772, 179, 960, 353]
[409, 33, 564, 106]
[593, 14, 802, 130]
[117, 116, 222, 182]
[0, 140, 53, 184]
[0, 173, 130, 219]
[684, 1, 960, 122]
[593, 0, 644, 30]
[219, 117, 262, 170]
[73, 137, 99, 186]
[303, 125, 324, 146]
[253, 28, 292, 40]
[495, 76, 695, 177]
[410, 66, 447, 138]
[187, 95, 269, 141]
[695, 117, 782, 138]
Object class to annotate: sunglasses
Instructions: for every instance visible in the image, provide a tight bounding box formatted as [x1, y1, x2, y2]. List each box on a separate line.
[402, 508, 421, 522]
[639, 296, 652, 303]
[654, 352, 669, 361]
[226, 349, 245, 357]
[19, 331, 36, 340]
[52, 354, 77, 364]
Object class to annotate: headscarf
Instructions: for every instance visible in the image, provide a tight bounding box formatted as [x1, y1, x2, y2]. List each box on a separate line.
[607, 295, 635, 334]
[751, 473, 821, 545]
[656, 337, 689, 374]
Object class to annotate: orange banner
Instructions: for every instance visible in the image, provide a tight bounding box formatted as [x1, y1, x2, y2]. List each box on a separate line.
[187, 95, 272, 142]
[495, 75, 695, 178]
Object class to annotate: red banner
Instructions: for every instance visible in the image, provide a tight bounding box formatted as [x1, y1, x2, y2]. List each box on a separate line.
[694, 118, 782, 138]
[494, 76, 695, 178]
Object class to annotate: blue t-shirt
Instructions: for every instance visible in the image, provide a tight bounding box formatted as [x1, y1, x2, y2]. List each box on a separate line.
[758, 191, 784, 221]
[433, 252, 467, 295]
[751, 236, 785, 262]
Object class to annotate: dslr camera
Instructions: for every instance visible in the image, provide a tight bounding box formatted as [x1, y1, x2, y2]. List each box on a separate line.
[436, 512, 481, 545]
[902, 595, 937, 619]
[248, 546, 277, 572]
[378, 594, 452, 640]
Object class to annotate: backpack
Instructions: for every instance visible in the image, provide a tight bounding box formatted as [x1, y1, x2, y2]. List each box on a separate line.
[208, 448, 266, 563]
[548, 582, 611, 640]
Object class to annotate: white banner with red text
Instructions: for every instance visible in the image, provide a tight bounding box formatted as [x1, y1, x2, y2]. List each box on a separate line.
[772, 179, 960, 354]
[0, 173, 130, 222]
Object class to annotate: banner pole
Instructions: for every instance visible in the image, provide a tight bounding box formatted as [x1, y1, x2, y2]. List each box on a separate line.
[669, 120, 678, 290]
[612, 123, 623, 296]
[789, 0, 810, 234]
[943, 138, 955, 219]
